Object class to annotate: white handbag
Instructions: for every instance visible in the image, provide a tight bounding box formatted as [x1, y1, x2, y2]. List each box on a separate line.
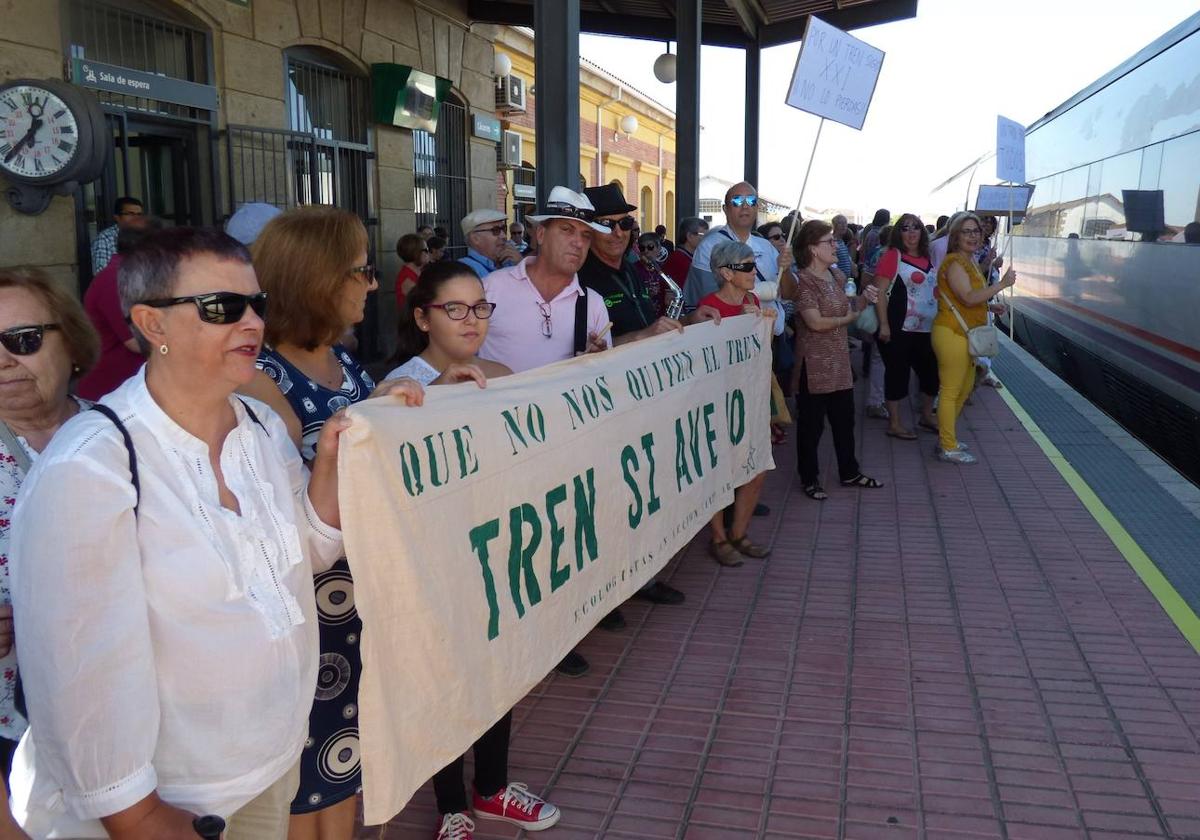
[943, 289, 999, 358]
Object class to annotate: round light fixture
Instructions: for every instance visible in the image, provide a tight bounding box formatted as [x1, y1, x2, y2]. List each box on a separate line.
[653, 52, 677, 84]
[619, 114, 639, 136]
[494, 52, 513, 78]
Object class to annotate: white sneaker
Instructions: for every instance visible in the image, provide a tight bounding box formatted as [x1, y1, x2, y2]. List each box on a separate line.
[435, 812, 475, 840]
[933, 442, 970, 455]
[937, 448, 977, 464]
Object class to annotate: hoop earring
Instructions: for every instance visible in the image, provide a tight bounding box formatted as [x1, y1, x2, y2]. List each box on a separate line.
[158, 344, 169, 356]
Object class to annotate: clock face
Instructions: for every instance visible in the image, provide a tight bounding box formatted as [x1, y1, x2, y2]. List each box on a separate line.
[0, 85, 80, 181]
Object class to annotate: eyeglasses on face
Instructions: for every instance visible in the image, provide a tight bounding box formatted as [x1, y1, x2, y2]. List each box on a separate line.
[594, 216, 637, 232]
[767, 233, 785, 242]
[426, 301, 497, 320]
[816, 237, 836, 246]
[899, 223, 923, 232]
[474, 224, 507, 237]
[536, 301, 553, 338]
[116, 208, 144, 217]
[0, 324, 60, 356]
[723, 261, 757, 273]
[348, 264, 377, 281]
[139, 291, 269, 325]
[727, 195, 758, 208]
[960, 227, 983, 237]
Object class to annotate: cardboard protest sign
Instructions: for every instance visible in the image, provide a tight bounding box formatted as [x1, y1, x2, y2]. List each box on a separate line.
[996, 115, 1026, 183]
[785, 15, 884, 130]
[338, 315, 776, 824]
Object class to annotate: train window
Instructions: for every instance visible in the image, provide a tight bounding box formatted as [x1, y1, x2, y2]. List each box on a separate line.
[1089, 150, 1142, 240]
[1159, 131, 1200, 240]
[1056, 166, 1089, 238]
[1021, 173, 1059, 237]
[1138, 143, 1163, 190]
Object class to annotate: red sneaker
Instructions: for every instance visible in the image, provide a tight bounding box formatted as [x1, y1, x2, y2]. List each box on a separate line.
[434, 812, 474, 840]
[472, 782, 561, 830]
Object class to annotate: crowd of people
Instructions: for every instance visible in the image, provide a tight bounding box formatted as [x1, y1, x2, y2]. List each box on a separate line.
[0, 183, 1015, 840]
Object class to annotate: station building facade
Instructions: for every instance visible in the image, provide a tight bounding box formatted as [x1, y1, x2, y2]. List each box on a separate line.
[491, 27, 677, 237]
[0, 0, 505, 357]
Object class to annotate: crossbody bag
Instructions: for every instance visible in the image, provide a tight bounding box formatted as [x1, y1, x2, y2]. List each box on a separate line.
[942, 288, 999, 358]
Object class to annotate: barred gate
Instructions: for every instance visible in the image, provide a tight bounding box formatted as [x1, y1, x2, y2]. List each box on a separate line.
[414, 98, 469, 258]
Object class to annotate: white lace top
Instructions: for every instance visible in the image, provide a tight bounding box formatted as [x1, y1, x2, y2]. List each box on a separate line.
[386, 355, 440, 386]
[8, 369, 343, 835]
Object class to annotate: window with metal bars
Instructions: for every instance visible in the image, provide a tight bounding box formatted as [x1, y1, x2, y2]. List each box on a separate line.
[66, 0, 211, 122]
[414, 97, 469, 257]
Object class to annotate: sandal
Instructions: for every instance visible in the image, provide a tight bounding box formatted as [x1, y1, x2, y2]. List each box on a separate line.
[841, 474, 883, 489]
[886, 428, 918, 440]
[708, 540, 744, 567]
[803, 483, 828, 501]
[730, 535, 771, 558]
[917, 418, 939, 433]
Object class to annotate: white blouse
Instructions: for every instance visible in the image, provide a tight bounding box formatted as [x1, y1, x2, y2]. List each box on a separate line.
[8, 369, 343, 837]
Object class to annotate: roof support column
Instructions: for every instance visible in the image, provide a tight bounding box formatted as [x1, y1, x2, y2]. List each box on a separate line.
[534, 0, 580, 205]
[744, 41, 760, 186]
[675, 0, 701, 221]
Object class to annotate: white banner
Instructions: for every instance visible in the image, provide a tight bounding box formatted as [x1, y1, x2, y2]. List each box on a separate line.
[338, 316, 776, 824]
[785, 15, 885, 131]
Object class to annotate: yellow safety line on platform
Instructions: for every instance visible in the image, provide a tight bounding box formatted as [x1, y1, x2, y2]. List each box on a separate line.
[997, 388, 1200, 654]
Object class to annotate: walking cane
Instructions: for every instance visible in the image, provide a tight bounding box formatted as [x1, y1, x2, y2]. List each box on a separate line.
[193, 815, 226, 839]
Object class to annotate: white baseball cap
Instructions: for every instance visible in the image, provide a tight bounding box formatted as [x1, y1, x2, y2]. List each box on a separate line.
[526, 186, 610, 234]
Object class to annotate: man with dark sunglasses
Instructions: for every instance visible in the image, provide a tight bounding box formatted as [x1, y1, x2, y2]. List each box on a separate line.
[458, 209, 524, 280]
[682, 181, 791, 314]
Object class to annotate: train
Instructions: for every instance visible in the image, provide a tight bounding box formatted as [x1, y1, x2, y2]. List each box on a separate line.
[932, 10, 1200, 483]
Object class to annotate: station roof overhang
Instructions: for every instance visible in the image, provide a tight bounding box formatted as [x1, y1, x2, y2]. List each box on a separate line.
[468, 0, 918, 49]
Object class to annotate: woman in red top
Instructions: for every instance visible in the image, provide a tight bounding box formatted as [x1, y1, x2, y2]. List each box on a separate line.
[872, 214, 940, 439]
[792, 220, 881, 501]
[697, 238, 775, 567]
[395, 233, 429, 311]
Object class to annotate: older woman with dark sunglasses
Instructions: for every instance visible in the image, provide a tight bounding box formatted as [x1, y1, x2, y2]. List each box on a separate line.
[9, 228, 403, 839]
[241, 206, 423, 840]
[0, 268, 99, 781]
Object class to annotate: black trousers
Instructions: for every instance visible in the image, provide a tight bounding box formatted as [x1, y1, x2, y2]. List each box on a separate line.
[795, 363, 860, 486]
[432, 711, 511, 814]
[879, 329, 939, 402]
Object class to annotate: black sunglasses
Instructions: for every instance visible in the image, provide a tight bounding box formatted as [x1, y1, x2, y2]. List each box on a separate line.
[723, 261, 757, 273]
[595, 217, 637, 232]
[543, 202, 595, 222]
[1, 324, 60, 356]
[767, 233, 785, 242]
[899, 223, 923, 232]
[139, 291, 269, 325]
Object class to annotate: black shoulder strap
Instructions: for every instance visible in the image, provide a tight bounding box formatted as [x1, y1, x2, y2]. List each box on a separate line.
[90, 404, 140, 515]
[237, 398, 268, 434]
[574, 291, 588, 355]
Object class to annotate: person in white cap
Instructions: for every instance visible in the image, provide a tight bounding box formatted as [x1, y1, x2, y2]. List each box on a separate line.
[224, 202, 283, 246]
[459, 209, 524, 279]
[477, 185, 612, 680]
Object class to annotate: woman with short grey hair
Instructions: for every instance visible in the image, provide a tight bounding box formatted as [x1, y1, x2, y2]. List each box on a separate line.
[709, 238, 755, 274]
[9, 227, 422, 839]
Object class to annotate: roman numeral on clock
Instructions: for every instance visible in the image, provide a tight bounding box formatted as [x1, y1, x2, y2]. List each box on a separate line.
[58, 140, 74, 154]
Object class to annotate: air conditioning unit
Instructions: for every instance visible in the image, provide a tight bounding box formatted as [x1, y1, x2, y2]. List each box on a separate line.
[495, 74, 526, 113]
[497, 130, 522, 169]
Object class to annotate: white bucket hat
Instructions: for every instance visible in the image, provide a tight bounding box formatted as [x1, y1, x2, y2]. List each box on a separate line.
[526, 186, 610, 234]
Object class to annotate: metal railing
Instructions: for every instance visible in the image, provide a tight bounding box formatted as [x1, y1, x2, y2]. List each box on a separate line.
[414, 99, 469, 257]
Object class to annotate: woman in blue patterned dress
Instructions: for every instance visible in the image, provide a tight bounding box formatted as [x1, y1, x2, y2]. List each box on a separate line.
[242, 206, 422, 840]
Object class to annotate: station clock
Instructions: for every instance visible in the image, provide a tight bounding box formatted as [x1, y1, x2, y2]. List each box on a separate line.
[0, 78, 108, 214]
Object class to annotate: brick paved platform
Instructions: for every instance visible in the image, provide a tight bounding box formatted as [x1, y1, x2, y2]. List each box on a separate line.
[360, 357, 1200, 840]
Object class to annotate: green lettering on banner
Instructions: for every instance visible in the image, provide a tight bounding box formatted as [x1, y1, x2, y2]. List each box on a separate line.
[641, 432, 661, 517]
[506, 503, 543, 618]
[452, 425, 480, 478]
[399, 441, 423, 496]
[545, 484, 570, 591]
[726, 389, 745, 444]
[424, 432, 451, 488]
[572, 468, 599, 569]
[500, 404, 546, 456]
[674, 417, 692, 491]
[621, 445, 643, 528]
[702, 344, 721, 374]
[467, 519, 502, 640]
[702, 402, 719, 468]
[561, 376, 615, 431]
[686, 408, 703, 479]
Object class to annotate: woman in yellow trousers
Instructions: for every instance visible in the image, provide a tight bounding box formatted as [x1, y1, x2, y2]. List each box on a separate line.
[931, 213, 1016, 464]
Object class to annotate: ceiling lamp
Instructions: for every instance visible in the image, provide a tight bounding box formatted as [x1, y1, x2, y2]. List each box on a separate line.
[653, 44, 677, 84]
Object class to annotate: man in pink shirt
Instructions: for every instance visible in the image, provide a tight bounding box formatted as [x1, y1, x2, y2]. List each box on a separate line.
[479, 187, 611, 372]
